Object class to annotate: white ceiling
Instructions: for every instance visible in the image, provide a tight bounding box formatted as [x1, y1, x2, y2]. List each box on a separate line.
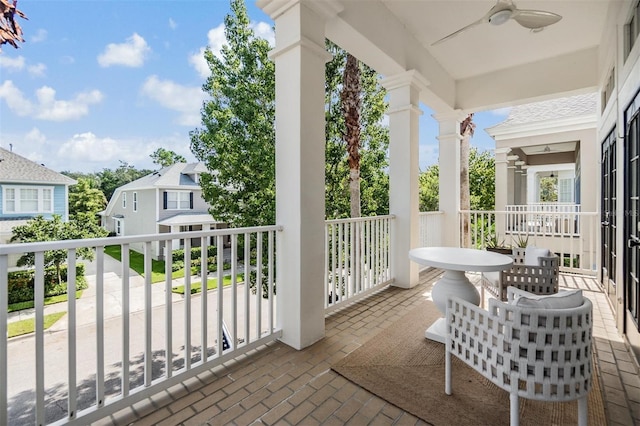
[322, 0, 618, 112]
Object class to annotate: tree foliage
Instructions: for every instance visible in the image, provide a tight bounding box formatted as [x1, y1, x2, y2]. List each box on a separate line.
[96, 161, 152, 201]
[325, 41, 389, 219]
[68, 178, 107, 221]
[10, 215, 108, 284]
[190, 0, 275, 227]
[150, 148, 186, 168]
[419, 147, 495, 211]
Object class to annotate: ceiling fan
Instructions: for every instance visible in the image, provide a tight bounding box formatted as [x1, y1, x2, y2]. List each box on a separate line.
[431, 0, 562, 46]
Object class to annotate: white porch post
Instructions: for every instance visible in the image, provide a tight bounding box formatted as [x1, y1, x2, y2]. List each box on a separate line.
[171, 225, 180, 252]
[434, 111, 466, 247]
[264, 0, 332, 349]
[494, 148, 511, 211]
[381, 71, 427, 289]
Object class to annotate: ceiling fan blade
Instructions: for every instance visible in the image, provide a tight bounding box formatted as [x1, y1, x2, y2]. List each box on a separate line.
[512, 10, 562, 29]
[431, 17, 484, 46]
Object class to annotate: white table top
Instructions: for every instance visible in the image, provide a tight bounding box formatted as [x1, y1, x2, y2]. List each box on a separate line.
[409, 247, 513, 272]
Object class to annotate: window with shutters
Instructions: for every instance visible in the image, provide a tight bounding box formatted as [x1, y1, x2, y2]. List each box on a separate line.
[165, 191, 191, 210]
[133, 192, 138, 212]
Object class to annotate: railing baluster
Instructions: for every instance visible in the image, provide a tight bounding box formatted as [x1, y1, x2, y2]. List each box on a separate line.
[324, 224, 329, 308]
[231, 234, 238, 348]
[144, 242, 152, 387]
[268, 230, 274, 333]
[219, 235, 226, 353]
[0, 255, 7, 426]
[96, 247, 105, 408]
[183, 238, 192, 370]
[67, 249, 77, 420]
[256, 232, 263, 339]
[121, 244, 130, 397]
[164, 240, 173, 379]
[243, 233, 250, 345]
[35, 251, 45, 426]
[200, 236, 208, 362]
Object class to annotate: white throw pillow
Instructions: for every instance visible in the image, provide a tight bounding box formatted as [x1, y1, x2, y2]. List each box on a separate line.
[524, 246, 550, 266]
[515, 289, 583, 309]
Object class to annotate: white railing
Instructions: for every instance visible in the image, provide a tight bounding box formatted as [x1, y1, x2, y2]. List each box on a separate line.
[0, 226, 281, 425]
[324, 215, 393, 313]
[504, 203, 582, 234]
[459, 210, 598, 275]
[418, 211, 444, 247]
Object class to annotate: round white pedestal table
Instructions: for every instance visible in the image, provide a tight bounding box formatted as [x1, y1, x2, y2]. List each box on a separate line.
[408, 247, 513, 343]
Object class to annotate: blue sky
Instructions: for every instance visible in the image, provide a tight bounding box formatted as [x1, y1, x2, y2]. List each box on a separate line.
[0, 1, 508, 174]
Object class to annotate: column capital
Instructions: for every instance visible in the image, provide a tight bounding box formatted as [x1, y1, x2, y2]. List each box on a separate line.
[495, 147, 512, 163]
[257, 0, 343, 20]
[432, 109, 467, 124]
[381, 70, 429, 93]
[269, 36, 333, 62]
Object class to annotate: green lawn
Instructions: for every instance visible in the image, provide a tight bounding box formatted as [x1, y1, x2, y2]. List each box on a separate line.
[8, 290, 84, 313]
[104, 245, 192, 283]
[171, 274, 243, 295]
[8, 311, 67, 338]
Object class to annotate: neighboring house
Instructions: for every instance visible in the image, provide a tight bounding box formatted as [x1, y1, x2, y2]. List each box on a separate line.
[100, 162, 224, 260]
[485, 92, 598, 265]
[0, 147, 77, 266]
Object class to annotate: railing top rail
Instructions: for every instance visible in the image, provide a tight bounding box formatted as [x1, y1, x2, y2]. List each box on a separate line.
[0, 224, 283, 255]
[418, 211, 444, 216]
[325, 214, 395, 225]
[459, 210, 598, 216]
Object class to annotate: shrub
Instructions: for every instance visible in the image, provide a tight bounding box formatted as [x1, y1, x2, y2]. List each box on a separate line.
[172, 245, 217, 263]
[8, 264, 88, 304]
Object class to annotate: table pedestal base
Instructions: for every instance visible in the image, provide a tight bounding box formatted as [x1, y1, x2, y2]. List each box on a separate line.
[425, 318, 446, 343]
[426, 269, 480, 343]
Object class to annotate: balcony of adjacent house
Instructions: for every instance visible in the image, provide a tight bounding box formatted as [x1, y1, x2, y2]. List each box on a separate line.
[3, 210, 636, 426]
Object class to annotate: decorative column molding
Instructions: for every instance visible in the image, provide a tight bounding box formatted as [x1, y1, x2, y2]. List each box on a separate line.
[267, 1, 328, 350]
[381, 70, 427, 289]
[433, 110, 467, 247]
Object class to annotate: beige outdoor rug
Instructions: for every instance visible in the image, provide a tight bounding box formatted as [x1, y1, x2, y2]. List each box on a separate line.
[332, 299, 607, 426]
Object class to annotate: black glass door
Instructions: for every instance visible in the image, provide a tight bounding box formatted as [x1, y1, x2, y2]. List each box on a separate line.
[601, 128, 617, 307]
[625, 93, 640, 339]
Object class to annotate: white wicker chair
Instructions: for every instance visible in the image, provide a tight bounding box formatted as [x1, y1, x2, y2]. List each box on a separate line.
[445, 287, 593, 426]
[481, 247, 559, 304]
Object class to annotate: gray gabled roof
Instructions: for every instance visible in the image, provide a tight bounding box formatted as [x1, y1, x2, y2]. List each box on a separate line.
[488, 92, 598, 132]
[0, 147, 76, 185]
[118, 162, 206, 190]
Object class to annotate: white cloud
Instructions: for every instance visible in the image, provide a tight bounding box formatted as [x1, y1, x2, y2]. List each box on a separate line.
[419, 144, 439, 170]
[58, 132, 128, 163]
[140, 75, 206, 126]
[60, 55, 75, 65]
[251, 21, 274, 46]
[31, 29, 48, 43]
[97, 33, 151, 68]
[0, 55, 25, 71]
[189, 21, 273, 79]
[169, 18, 177, 30]
[27, 63, 47, 77]
[490, 107, 511, 116]
[25, 128, 46, 144]
[0, 80, 103, 121]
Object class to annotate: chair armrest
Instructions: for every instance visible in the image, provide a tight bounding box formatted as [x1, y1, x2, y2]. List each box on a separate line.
[506, 286, 533, 302]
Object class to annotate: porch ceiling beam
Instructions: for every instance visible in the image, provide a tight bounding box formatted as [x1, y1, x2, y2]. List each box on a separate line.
[324, 0, 455, 112]
[455, 47, 599, 112]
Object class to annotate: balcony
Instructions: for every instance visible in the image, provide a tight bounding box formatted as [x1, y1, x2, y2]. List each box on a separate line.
[1, 215, 638, 425]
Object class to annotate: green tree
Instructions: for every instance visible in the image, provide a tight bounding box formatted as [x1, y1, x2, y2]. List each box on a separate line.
[150, 148, 186, 168]
[10, 215, 108, 285]
[190, 0, 275, 227]
[419, 147, 495, 211]
[325, 41, 389, 219]
[69, 178, 107, 221]
[97, 161, 151, 201]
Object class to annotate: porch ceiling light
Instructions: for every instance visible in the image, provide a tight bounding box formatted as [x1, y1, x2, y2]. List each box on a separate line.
[489, 9, 512, 26]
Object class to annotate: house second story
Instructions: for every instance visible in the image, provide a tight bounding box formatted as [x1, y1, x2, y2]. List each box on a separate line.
[0, 147, 76, 221]
[101, 162, 211, 235]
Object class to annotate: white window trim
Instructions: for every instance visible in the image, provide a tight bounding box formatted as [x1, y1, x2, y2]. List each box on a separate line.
[122, 192, 127, 209]
[133, 192, 138, 212]
[114, 218, 123, 236]
[3, 185, 54, 214]
[166, 190, 191, 210]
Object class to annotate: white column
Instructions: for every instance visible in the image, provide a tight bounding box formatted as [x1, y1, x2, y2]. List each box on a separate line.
[171, 225, 180, 252]
[494, 148, 511, 211]
[433, 111, 467, 247]
[265, 0, 332, 349]
[381, 71, 428, 289]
